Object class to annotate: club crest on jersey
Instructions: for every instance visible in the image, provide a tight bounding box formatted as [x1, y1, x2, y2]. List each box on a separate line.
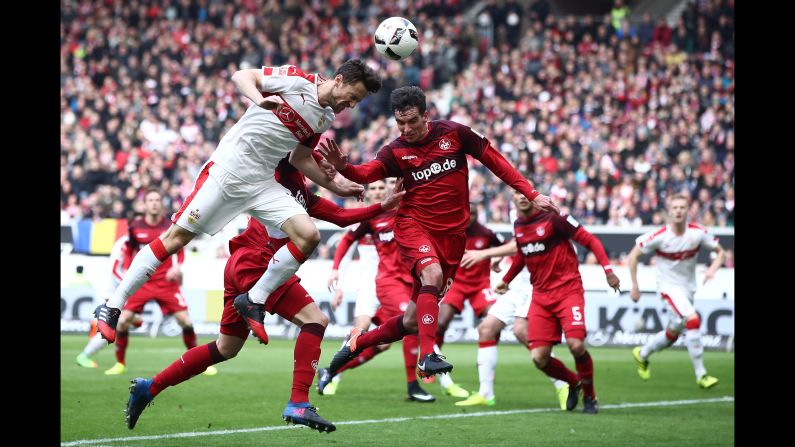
[419, 245, 431, 253]
[536, 227, 545, 236]
[439, 138, 452, 150]
[188, 209, 201, 224]
[422, 314, 435, 324]
[475, 240, 485, 248]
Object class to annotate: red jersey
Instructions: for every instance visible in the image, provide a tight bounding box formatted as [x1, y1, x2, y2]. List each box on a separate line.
[502, 212, 611, 293]
[332, 210, 413, 284]
[340, 120, 539, 233]
[125, 216, 184, 283]
[453, 222, 504, 290]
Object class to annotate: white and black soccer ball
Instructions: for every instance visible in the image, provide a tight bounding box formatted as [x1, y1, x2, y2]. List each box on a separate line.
[373, 17, 419, 61]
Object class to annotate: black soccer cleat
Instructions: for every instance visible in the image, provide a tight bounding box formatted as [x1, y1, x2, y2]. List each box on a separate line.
[416, 353, 453, 378]
[328, 330, 364, 374]
[282, 401, 336, 433]
[125, 378, 154, 430]
[582, 396, 599, 414]
[233, 293, 269, 344]
[316, 367, 334, 395]
[566, 380, 582, 411]
[95, 304, 121, 343]
[407, 380, 436, 402]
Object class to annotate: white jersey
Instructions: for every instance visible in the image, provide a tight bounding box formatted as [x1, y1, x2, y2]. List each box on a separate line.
[635, 223, 720, 294]
[209, 65, 335, 184]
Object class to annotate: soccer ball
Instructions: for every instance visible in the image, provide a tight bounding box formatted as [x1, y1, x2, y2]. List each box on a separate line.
[374, 17, 419, 61]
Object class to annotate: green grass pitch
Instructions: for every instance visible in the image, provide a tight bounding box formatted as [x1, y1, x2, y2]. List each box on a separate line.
[61, 334, 734, 446]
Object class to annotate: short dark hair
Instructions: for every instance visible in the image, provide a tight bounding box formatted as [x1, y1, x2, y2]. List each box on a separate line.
[144, 188, 162, 198]
[390, 86, 426, 115]
[335, 59, 381, 93]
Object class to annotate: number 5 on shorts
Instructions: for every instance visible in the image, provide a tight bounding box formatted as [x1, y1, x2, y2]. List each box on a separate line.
[571, 306, 582, 321]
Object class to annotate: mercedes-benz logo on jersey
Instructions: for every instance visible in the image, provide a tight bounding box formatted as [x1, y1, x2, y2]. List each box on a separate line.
[422, 314, 434, 324]
[279, 106, 295, 122]
[439, 138, 452, 150]
[536, 227, 545, 236]
[419, 245, 431, 253]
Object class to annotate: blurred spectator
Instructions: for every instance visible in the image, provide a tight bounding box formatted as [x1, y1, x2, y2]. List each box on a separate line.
[61, 0, 734, 259]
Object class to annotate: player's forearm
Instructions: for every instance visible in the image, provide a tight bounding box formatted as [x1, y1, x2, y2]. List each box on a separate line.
[310, 198, 383, 228]
[290, 149, 340, 192]
[477, 146, 539, 201]
[231, 69, 266, 105]
[340, 161, 386, 183]
[572, 228, 611, 269]
[479, 240, 518, 259]
[627, 249, 641, 286]
[501, 252, 525, 284]
[331, 233, 356, 269]
[707, 246, 726, 272]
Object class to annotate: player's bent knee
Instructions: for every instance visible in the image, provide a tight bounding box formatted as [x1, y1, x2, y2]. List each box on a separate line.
[685, 314, 701, 330]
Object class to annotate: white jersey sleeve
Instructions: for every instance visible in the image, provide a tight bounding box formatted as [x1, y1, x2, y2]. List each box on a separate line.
[695, 224, 720, 251]
[635, 227, 666, 255]
[260, 65, 309, 95]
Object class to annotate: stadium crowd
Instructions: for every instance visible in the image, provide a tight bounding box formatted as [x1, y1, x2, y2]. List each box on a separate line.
[61, 0, 734, 251]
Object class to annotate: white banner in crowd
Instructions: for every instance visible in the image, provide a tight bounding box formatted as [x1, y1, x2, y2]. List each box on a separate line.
[61, 255, 734, 350]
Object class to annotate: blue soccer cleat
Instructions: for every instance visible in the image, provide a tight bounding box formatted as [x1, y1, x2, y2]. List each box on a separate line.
[282, 401, 336, 433]
[125, 378, 154, 430]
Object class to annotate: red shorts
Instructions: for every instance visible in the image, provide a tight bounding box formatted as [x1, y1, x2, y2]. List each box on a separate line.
[527, 283, 586, 348]
[442, 282, 497, 318]
[123, 281, 188, 315]
[220, 247, 313, 339]
[395, 218, 466, 302]
[373, 278, 413, 325]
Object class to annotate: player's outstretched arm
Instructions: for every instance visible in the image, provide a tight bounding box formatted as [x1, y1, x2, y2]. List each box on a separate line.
[460, 239, 517, 269]
[571, 226, 620, 291]
[317, 139, 387, 183]
[290, 144, 364, 197]
[475, 145, 559, 214]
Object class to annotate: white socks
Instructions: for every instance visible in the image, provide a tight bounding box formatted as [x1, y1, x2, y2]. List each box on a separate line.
[106, 244, 162, 309]
[477, 345, 498, 399]
[83, 333, 108, 357]
[685, 329, 707, 379]
[640, 330, 675, 359]
[248, 244, 303, 304]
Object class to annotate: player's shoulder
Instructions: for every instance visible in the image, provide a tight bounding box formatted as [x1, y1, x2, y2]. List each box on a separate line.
[687, 222, 708, 233]
[265, 65, 318, 85]
[637, 225, 667, 245]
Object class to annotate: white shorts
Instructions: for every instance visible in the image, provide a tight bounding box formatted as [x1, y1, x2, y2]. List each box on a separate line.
[353, 280, 379, 318]
[658, 285, 696, 332]
[174, 162, 307, 236]
[488, 282, 532, 325]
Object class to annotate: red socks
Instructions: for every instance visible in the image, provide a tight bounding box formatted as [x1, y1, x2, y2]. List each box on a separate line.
[150, 342, 227, 397]
[416, 285, 440, 357]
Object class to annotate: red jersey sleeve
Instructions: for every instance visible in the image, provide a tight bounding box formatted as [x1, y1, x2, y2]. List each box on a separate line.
[502, 250, 526, 285]
[307, 195, 383, 228]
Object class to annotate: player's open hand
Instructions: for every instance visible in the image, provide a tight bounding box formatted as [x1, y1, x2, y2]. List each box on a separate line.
[490, 257, 503, 273]
[317, 139, 348, 171]
[532, 194, 559, 214]
[494, 281, 509, 294]
[331, 288, 344, 311]
[259, 95, 284, 110]
[327, 269, 340, 293]
[606, 270, 621, 292]
[630, 284, 641, 302]
[331, 179, 365, 198]
[460, 250, 485, 269]
[381, 188, 405, 210]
